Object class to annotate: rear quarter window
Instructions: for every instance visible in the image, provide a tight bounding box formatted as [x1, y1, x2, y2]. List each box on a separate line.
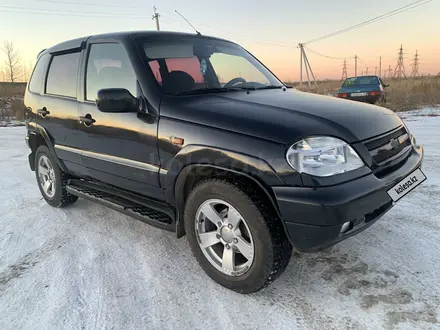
[28, 54, 50, 93]
[46, 52, 80, 98]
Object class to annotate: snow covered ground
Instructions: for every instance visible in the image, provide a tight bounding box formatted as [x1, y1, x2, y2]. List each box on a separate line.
[0, 111, 439, 330]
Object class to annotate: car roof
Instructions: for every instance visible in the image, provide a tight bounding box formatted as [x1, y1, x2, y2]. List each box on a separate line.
[38, 30, 233, 58]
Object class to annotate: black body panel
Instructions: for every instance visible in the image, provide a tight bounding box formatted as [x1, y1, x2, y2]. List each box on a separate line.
[24, 30, 424, 249]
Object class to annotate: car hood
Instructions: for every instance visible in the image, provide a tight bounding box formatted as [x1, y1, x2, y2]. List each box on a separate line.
[339, 85, 380, 93]
[160, 89, 402, 144]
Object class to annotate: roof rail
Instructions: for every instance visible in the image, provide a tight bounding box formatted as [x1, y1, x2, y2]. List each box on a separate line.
[37, 49, 47, 58]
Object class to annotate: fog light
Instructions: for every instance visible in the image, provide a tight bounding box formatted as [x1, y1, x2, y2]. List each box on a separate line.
[341, 221, 351, 233]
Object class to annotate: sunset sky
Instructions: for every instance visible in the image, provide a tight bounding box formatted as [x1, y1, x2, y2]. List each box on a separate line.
[1, 0, 439, 81]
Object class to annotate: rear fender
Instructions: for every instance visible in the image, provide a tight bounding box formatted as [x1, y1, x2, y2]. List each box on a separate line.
[27, 122, 68, 172]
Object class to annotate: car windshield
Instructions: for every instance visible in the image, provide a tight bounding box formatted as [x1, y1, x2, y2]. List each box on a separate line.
[342, 76, 379, 87]
[142, 37, 283, 95]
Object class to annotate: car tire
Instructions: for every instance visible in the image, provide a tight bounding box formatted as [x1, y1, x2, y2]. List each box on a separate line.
[35, 145, 78, 208]
[184, 178, 292, 293]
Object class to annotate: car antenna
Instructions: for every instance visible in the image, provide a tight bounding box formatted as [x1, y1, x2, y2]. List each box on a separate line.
[175, 10, 201, 35]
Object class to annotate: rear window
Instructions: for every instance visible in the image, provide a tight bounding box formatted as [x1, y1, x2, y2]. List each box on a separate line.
[28, 54, 50, 93]
[46, 52, 80, 98]
[342, 76, 379, 87]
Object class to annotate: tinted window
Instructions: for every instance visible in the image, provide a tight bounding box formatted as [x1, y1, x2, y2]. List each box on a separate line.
[210, 53, 269, 85]
[46, 52, 80, 98]
[342, 76, 379, 87]
[150, 57, 204, 88]
[143, 38, 282, 95]
[29, 54, 50, 93]
[86, 43, 136, 101]
[165, 57, 204, 83]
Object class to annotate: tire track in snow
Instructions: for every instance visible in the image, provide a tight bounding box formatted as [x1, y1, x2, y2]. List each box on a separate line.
[0, 235, 69, 291]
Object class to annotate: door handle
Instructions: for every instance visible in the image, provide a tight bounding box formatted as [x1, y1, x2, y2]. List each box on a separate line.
[78, 114, 96, 127]
[37, 107, 50, 117]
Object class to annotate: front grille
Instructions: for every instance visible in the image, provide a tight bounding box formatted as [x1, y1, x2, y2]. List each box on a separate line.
[364, 126, 411, 165]
[364, 127, 406, 150]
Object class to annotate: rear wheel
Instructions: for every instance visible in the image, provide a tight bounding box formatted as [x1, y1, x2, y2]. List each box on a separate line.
[35, 145, 78, 207]
[184, 178, 292, 293]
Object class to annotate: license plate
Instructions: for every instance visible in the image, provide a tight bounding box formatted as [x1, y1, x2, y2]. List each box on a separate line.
[351, 92, 368, 97]
[387, 168, 426, 202]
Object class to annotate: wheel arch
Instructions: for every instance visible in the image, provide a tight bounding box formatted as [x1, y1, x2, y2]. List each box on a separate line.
[173, 164, 283, 238]
[28, 123, 68, 172]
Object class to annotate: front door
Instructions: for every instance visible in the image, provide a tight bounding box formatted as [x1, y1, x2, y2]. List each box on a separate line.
[78, 42, 162, 198]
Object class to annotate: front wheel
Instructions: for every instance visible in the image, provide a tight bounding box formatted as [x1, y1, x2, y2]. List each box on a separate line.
[184, 179, 292, 293]
[35, 145, 78, 207]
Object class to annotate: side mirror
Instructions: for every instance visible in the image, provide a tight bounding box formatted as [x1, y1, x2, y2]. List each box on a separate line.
[96, 88, 138, 113]
[384, 84, 390, 88]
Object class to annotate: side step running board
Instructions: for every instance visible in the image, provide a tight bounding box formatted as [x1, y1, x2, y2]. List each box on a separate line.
[66, 180, 175, 232]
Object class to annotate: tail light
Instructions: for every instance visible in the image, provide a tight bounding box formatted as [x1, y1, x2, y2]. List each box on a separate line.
[337, 93, 349, 98]
[369, 91, 382, 96]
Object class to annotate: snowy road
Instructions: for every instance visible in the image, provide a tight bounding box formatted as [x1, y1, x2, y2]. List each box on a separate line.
[0, 113, 439, 330]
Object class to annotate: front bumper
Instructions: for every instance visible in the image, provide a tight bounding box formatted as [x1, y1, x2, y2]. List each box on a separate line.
[273, 145, 423, 252]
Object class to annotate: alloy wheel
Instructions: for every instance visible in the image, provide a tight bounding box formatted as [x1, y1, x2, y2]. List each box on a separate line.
[195, 199, 254, 276]
[38, 155, 56, 199]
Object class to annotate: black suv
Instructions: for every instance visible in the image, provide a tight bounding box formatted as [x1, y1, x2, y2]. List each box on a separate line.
[24, 31, 425, 293]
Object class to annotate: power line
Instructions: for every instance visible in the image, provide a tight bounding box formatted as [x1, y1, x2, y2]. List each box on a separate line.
[341, 59, 348, 81]
[0, 5, 146, 16]
[357, 56, 368, 66]
[159, 10, 295, 47]
[394, 44, 407, 79]
[0, 9, 147, 19]
[411, 50, 420, 77]
[304, 47, 346, 60]
[304, 0, 432, 44]
[35, 0, 144, 8]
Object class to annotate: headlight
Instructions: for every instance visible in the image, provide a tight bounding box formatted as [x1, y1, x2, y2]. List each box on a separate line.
[286, 137, 365, 177]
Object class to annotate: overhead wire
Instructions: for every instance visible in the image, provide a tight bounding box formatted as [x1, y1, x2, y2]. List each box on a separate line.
[35, 0, 144, 8]
[304, 46, 347, 60]
[304, 0, 432, 44]
[357, 57, 368, 65]
[0, 9, 147, 19]
[0, 5, 146, 17]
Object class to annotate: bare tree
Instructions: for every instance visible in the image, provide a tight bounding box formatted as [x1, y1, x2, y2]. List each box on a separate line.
[2, 41, 21, 82]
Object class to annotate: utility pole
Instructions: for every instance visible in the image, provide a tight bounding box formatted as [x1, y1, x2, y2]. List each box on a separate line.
[341, 59, 348, 81]
[152, 6, 160, 31]
[410, 50, 420, 77]
[379, 56, 382, 77]
[354, 55, 358, 77]
[375, 66, 377, 76]
[388, 65, 392, 79]
[394, 44, 406, 79]
[298, 43, 318, 90]
[366, 67, 369, 75]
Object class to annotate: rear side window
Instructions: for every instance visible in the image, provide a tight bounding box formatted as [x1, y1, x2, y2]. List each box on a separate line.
[46, 52, 80, 98]
[28, 54, 50, 93]
[85, 43, 137, 101]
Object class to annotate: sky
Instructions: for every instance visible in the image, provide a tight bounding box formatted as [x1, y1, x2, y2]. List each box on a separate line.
[1, 0, 439, 81]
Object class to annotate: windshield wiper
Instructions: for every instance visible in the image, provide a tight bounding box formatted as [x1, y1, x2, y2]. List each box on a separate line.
[176, 87, 253, 96]
[256, 85, 285, 90]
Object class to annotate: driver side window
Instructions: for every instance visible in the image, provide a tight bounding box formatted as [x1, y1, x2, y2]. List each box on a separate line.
[210, 53, 270, 86]
[86, 43, 137, 101]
